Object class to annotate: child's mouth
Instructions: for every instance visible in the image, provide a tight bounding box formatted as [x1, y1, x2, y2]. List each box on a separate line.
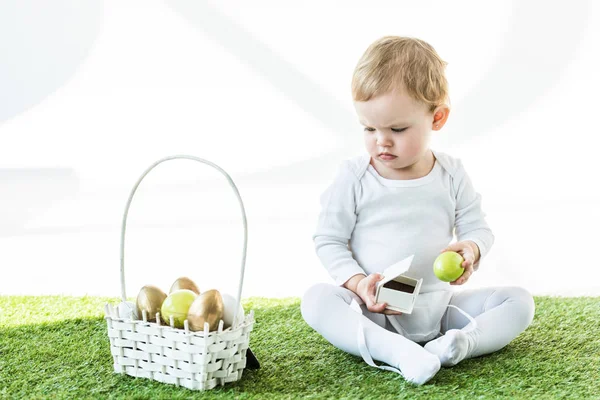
[379, 154, 397, 161]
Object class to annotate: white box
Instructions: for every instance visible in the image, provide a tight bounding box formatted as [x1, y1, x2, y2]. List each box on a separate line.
[375, 255, 422, 314]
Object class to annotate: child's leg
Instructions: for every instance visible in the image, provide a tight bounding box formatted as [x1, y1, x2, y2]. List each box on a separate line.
[424, 286, 535, 366]
[301, 283, 440, 385]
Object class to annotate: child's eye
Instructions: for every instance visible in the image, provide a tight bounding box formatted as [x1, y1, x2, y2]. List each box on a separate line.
[363, 127, 375, 132]
[391, 128, 408, 133]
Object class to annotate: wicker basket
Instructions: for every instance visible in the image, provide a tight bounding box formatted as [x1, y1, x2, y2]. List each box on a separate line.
[104, 155, 255, 391]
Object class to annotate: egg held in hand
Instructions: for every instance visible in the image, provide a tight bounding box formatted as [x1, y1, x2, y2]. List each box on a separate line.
[433, 251, 465, 282]
[161, 289, 197, 328]
[169, 276, 200, 295]
[136, 285, 167, 322]
[187, 289, 225, 332]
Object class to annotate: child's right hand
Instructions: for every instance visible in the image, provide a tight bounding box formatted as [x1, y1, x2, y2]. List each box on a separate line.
[355, 273, 403, 315]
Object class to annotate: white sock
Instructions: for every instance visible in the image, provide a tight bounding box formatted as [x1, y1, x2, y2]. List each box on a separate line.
[356, 308, 440, 385]
[424, 329, 475, 367]
[338, 302, 441, 385]
[301, 285, 441, 385]
[391, 343, 441, 385]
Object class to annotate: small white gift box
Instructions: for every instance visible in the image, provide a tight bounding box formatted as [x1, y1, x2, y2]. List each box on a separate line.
[375, 255, 422, 314]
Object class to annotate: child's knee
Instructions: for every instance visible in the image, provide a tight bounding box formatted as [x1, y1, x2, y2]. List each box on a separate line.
[301, 283, 350, 329]
[301, 283, 331, 328]
[507, 286, 535, 329]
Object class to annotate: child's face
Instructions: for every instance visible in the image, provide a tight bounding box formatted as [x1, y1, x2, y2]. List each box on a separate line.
[354, 90, 442, 180]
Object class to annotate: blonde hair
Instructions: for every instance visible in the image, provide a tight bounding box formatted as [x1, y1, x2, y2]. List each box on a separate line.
[351, 36, 449, 112]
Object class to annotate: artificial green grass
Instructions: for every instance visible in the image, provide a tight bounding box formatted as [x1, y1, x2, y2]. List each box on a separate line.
[0, 296, 598, 399]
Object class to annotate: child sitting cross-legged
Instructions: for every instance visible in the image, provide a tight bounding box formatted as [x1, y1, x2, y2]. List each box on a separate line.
[301, 36, 535, 385]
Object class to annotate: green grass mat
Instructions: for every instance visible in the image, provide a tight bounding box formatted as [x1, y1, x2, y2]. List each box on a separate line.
[0, 296, 598, 399]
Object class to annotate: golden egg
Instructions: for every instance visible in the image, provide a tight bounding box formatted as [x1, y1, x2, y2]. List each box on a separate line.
[187, 289, 224, 332]
[136, 285, 167, 322]
[169, 276, 200, 295]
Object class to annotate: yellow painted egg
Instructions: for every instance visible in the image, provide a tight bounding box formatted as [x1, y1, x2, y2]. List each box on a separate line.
[161, 289, 197, 328]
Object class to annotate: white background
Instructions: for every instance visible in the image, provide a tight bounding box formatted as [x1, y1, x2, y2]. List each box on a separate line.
[1, 0, 599, 299]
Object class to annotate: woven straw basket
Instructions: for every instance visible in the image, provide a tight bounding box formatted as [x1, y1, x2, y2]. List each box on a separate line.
[104, 155, 255, 391]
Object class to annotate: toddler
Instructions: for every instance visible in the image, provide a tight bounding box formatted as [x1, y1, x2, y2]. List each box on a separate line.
[301, 36, 535, 385]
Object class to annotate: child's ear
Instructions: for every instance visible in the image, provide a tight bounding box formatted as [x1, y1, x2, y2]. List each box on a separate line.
[432, 105, 450, 131]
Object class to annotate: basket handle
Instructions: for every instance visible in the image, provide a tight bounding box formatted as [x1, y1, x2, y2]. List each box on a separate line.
[119, 155, 248, 326]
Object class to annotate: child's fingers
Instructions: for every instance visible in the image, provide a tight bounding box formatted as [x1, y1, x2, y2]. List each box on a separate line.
[462, 258, 473, 268]
[383, 309, 402, 315]
[368, 302, 387, 313]
[450, 268, 472, 285]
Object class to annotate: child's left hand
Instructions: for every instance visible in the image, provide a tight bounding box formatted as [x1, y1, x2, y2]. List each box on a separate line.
[440, 240, 480, 285]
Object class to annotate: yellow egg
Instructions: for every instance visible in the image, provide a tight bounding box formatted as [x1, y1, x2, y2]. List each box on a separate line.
[136, 285, 167, 322]
[169, 276, 200, 295]
[187, 289, 225, 332]
[161, 289, 197, 328]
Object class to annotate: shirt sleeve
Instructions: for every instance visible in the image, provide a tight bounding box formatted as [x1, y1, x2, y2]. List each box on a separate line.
[313, 162, 366, 286]
[453, 161, 495, 266]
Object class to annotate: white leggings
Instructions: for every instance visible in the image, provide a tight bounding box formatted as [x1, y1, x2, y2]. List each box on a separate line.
[301, 283, 535, 365]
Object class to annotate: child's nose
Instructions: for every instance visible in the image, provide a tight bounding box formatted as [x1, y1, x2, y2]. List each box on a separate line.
[375, 131, 393, 146]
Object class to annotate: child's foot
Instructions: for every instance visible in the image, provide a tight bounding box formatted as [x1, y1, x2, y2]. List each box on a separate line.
[424, 329, 473, 367]
[399, 351, 441, 385]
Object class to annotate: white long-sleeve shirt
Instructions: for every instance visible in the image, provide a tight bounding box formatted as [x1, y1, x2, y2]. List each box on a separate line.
[313, 149, 494, 294]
